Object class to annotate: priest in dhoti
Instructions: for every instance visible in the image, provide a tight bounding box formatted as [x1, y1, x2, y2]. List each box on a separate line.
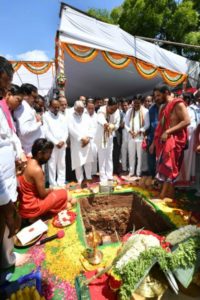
[95, 97, 120, 182]
[68, 101, 93, 185]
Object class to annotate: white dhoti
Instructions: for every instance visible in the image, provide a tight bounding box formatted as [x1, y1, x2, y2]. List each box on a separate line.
[75, 163, 92, 184]
[0, 144, 17, 202]
[141, 150, 148, 173]
[91, 142, 98, 175]
[177, 124, 196, 186]
[128, 139, 143, 177]
[48, 146, 66, 187]
[70, 141, 93, 184]
[98, 139, 113, 182]
[121, 140, 128, 172]
[0, 145, 17, 269]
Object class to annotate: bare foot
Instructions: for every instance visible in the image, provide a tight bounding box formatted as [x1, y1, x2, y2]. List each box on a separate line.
[14, 252, 31, 267]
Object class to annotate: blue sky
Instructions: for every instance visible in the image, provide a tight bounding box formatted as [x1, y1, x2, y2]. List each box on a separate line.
[0, 0, 123, 61]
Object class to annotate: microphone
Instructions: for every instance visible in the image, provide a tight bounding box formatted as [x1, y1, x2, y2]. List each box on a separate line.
[36, 230, 65, 245]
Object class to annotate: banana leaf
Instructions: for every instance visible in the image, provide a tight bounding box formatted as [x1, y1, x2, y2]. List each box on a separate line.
[173, 250, 200, 288]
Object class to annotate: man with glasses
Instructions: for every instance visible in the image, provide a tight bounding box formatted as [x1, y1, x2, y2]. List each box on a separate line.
[14, 83, 43, 157]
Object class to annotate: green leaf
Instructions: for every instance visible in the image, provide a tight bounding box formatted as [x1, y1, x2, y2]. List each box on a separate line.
[173, 250, 200, 288]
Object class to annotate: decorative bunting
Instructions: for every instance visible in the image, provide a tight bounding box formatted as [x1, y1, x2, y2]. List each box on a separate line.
[61, 42, 188, 86]
[12, 62, 21, 72]
[11, 61, 53, 75]
[102, 52, 131, 69]
[24, 62, 53, 74]
[133, 58, 158, 80]
[62, 43, 98, 63]
[160, 69, 188, 86]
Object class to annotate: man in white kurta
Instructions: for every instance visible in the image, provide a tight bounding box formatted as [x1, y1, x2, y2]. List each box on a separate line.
[0, 58, 29, 269]
[120, 100, 129, 172]
[0, 106, 29, 268]
[43, 99, 68, 187]
[85, 100, 98, 175]
[177, 94, 200, 186]
[13, 84, 43, 157]
[125, 99, 150, 178]
[95, 98, 120, 182]
[68, 101, 93, 184]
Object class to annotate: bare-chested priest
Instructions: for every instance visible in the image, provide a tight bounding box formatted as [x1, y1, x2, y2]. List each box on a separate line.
[153, 84, 190, 199]
[18, 138, 75, 220]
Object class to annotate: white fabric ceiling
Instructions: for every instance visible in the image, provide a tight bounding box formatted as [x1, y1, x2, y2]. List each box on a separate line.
[64, 50, 161, 101]
[58, 4, 199, 102]
[12, 64, 55, 96]
[59, 5, 198, 75]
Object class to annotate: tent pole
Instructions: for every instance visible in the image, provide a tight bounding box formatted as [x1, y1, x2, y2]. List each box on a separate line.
[135, 36, 200, 50]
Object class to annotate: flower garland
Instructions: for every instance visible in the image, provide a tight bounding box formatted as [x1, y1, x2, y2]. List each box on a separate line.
[166, 225, 200, 245]
[115, 234, 160, 270]
[114, 237, 200, 300]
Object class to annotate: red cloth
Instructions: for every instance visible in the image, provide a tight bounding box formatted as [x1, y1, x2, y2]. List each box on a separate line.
[85, 271, 117, 300]
[18, 176, 67, 218]
[154, 98, 187, 182]
[0, 98, 16, 131]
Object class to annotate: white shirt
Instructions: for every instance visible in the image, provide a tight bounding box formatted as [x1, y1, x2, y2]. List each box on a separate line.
[189, 104, 200, 127]
[68, 111, 93, 169]
[43, 111, 68, 145]
[125, 107, 150, 141]
[0, 107, 23, 160]
[85, 110, 98, 139]
[0, 107, 19, 204]
[121, 110, 129, 143]
[14, 100, 43, 155]
[95, 105, 120, 148]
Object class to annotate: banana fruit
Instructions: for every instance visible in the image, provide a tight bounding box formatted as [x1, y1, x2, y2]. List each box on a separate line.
[6, 286, 45, 300]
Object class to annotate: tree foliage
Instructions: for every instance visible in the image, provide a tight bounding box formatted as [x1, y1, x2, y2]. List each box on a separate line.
[87, 0, 200, 60]
[87, 8, 114, 24]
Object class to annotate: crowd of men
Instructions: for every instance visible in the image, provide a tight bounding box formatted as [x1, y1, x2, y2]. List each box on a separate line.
[1, 55, 200, 270]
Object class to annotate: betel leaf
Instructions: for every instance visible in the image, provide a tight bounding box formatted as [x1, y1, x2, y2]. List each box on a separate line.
[173, 250, 200, 288]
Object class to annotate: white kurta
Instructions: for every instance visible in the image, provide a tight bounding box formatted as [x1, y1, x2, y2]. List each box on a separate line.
[177, 105, 198, 186]
[85, 111, 98, 175]
[0, 107, 20, 269]
[43, 111, 68, 186]
[95, 106, 120, 182]
[14, 100, 43, 156]
[95, 105, 120, 148]
[68, 112, 93, 171]
[125, 107, 150, 176]
[0, 107, 23, 202]
[121, 111, 129, 172]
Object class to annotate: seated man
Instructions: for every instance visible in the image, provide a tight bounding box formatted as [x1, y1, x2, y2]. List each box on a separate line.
[18, 138, 74, 220]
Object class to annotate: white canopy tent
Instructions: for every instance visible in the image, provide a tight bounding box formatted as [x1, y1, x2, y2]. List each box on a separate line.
[12, 61, 55, 96]
[57, 3, 199, 102]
